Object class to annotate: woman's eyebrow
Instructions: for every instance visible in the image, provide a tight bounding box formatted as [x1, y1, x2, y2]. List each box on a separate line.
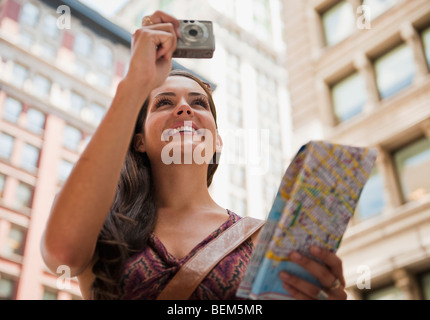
[154, 92, 208, 99]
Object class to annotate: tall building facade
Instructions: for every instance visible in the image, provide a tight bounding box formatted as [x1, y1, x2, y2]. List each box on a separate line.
[0, 0, 137, 300]
[115, 0, 293, 220]
[283, 0, 430, 299]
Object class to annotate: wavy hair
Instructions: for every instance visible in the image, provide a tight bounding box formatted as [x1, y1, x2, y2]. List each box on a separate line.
[90, 70, 219, 299]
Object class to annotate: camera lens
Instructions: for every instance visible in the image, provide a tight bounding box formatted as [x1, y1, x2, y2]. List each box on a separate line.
[188, 29, 198, 37]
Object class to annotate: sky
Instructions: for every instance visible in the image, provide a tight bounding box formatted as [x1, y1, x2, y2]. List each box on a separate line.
[78, 0, 129, 17]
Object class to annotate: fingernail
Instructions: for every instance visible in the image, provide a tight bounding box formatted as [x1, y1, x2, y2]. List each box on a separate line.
[291, 252, 301, 261]
[311, 246, 321, 255]
[279, 272, 290, 280]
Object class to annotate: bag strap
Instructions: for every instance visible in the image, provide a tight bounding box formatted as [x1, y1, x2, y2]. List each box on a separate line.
[156, 216, 265, 300]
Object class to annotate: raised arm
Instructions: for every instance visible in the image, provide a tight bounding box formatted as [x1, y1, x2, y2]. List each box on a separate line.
[41, 11, 180, 277]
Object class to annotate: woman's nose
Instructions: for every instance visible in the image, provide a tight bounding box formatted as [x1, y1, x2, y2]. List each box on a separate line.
[175, 103, 193, 116]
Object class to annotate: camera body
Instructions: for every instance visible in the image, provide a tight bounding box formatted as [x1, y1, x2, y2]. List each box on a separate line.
[173, 20, 215, 59]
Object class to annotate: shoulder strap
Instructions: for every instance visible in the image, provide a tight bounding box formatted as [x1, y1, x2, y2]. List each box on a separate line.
[156, 216, 265, 300]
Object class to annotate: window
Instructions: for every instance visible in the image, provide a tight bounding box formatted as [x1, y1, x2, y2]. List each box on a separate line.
[58, 159, 74, 182]
[26, 108, 46, 135]
[253, 0, 271, 40]
[375, 43, 416, 99]
[332, 72, 367, 123]
[11, 64, 29, 88]
[40, 42, 56, 59]
[63, 125, 82, 151]
[20, 143, 40, 173]
[3, 97, 22, 124]
[364, 284, 407, 300]
[0, 276, 16, 300]
[70, 92, 85, 116]
[422, 26, 430, 70]
[321, 1, 355, 46]
[230, 195, 247, 216]
[14, 182, 34, 209]
[19, 32, 34, 48]
[33, 74, 51, 97]
[0, 133, 14, 160]
[19, 3, 40, 27]
[421, 271, 430, 300]
[230, 165, 246, 187]
[0, 174, 5, 197]
[356, 167, 385, 219]
[42, 14, 59, 38]
[394, 137, 430, 202]
[74, 32, 92, 57]
[42, 288, 58, 300]
[94, 44, 113, 68]
[3, 226, 26, 256]
[362, 0, 397, 20]
[88, 103, 105, 126]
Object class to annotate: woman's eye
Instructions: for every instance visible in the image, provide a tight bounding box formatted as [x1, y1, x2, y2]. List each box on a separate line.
[155, 99, 173, 108]
[193, 99, 209, 109]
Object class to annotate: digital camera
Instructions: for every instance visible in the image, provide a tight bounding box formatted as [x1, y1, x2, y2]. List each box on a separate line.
[173, 20, 215, 59]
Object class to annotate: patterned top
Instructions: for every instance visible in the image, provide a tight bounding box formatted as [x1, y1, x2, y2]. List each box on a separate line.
[117, 210, 254, 300]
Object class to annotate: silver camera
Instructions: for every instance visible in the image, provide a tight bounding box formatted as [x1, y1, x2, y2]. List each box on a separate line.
[173, 20, 215, 59]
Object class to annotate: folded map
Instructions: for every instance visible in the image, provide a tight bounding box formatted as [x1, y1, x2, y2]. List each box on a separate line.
[237, 140, 378, 300]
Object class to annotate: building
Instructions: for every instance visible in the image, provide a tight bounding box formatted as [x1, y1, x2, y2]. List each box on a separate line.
[0, 0, 209, 300]
[114, 0, 293, 220]
[283, 0, 430, 299]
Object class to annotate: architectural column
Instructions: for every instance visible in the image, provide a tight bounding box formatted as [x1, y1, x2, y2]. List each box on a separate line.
[401, 21, 429, 85]
[393, 268, 421, 300]
[376, 146, 403, 210]
[354, 52, 380, 114]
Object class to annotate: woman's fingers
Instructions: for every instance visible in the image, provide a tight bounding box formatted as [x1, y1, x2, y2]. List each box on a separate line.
[278, 247, 348, 300]
[142, 10, 180, 37]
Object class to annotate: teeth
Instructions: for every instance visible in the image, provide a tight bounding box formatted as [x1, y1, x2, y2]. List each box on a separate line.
[171, 126, 196, 134]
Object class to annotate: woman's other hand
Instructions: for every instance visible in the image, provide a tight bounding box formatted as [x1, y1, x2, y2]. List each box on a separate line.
[279, 246, 348, 300]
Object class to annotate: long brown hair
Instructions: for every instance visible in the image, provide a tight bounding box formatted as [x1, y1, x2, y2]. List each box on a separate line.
[90, 70, 220, 299]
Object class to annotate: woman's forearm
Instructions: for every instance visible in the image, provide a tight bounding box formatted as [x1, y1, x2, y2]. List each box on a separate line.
[41, 80, 150, 276]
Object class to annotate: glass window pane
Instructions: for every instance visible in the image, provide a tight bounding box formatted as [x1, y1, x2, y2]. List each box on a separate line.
[15, 182, 33, 209]
[94, 44, 113, 68]
[3, 97, 22, 123]
[63, 125, 82, 151]
[43, 14, 59, 38]
[0, 174, 5, 196]
[375, 43, 416, 99]
[362, 0, 397, 20]
[332, 72, 366, 123]
[0, 133, 14, 159]
[19, 3, 40, 27]
[70, 92, 85, 115]
[42, 289, 58, 300]
[33, 75, 51, 97]
[58, 159, 74, 182]
[12, 64, 29, 88]
[394, 137, 430, 202]
[0, 276, 15, 300]
[27, 108, 46, 134]
[74, 32, 92, 57]
[89, 103, 105, 126]
[322, 1, 355, 46]
[366, 284, 407, 300]
[422, 272, 430, 300]
[20, 144, 40, 173]
[3, 226, 26, 256]
[422, 27, 430, 70]
[357, 167, 385, 219]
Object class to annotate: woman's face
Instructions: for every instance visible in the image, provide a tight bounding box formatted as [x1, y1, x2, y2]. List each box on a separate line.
[136, 76, 221, 165]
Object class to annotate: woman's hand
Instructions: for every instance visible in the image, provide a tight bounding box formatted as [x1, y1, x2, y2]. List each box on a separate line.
[123, 11, 180, 98]
[279, 246, 348, 300]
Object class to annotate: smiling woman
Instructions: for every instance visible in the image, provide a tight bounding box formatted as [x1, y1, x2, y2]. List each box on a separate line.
[41, 10, 347, 301]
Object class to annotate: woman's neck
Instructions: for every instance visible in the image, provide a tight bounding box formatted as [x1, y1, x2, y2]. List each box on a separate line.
[151, 163, 216, 211]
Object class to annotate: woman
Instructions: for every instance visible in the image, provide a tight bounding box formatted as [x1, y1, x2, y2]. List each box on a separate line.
[41, 11, 347, 300]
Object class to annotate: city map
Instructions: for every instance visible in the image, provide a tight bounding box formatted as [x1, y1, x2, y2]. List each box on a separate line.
[237, 140, 378, 299]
